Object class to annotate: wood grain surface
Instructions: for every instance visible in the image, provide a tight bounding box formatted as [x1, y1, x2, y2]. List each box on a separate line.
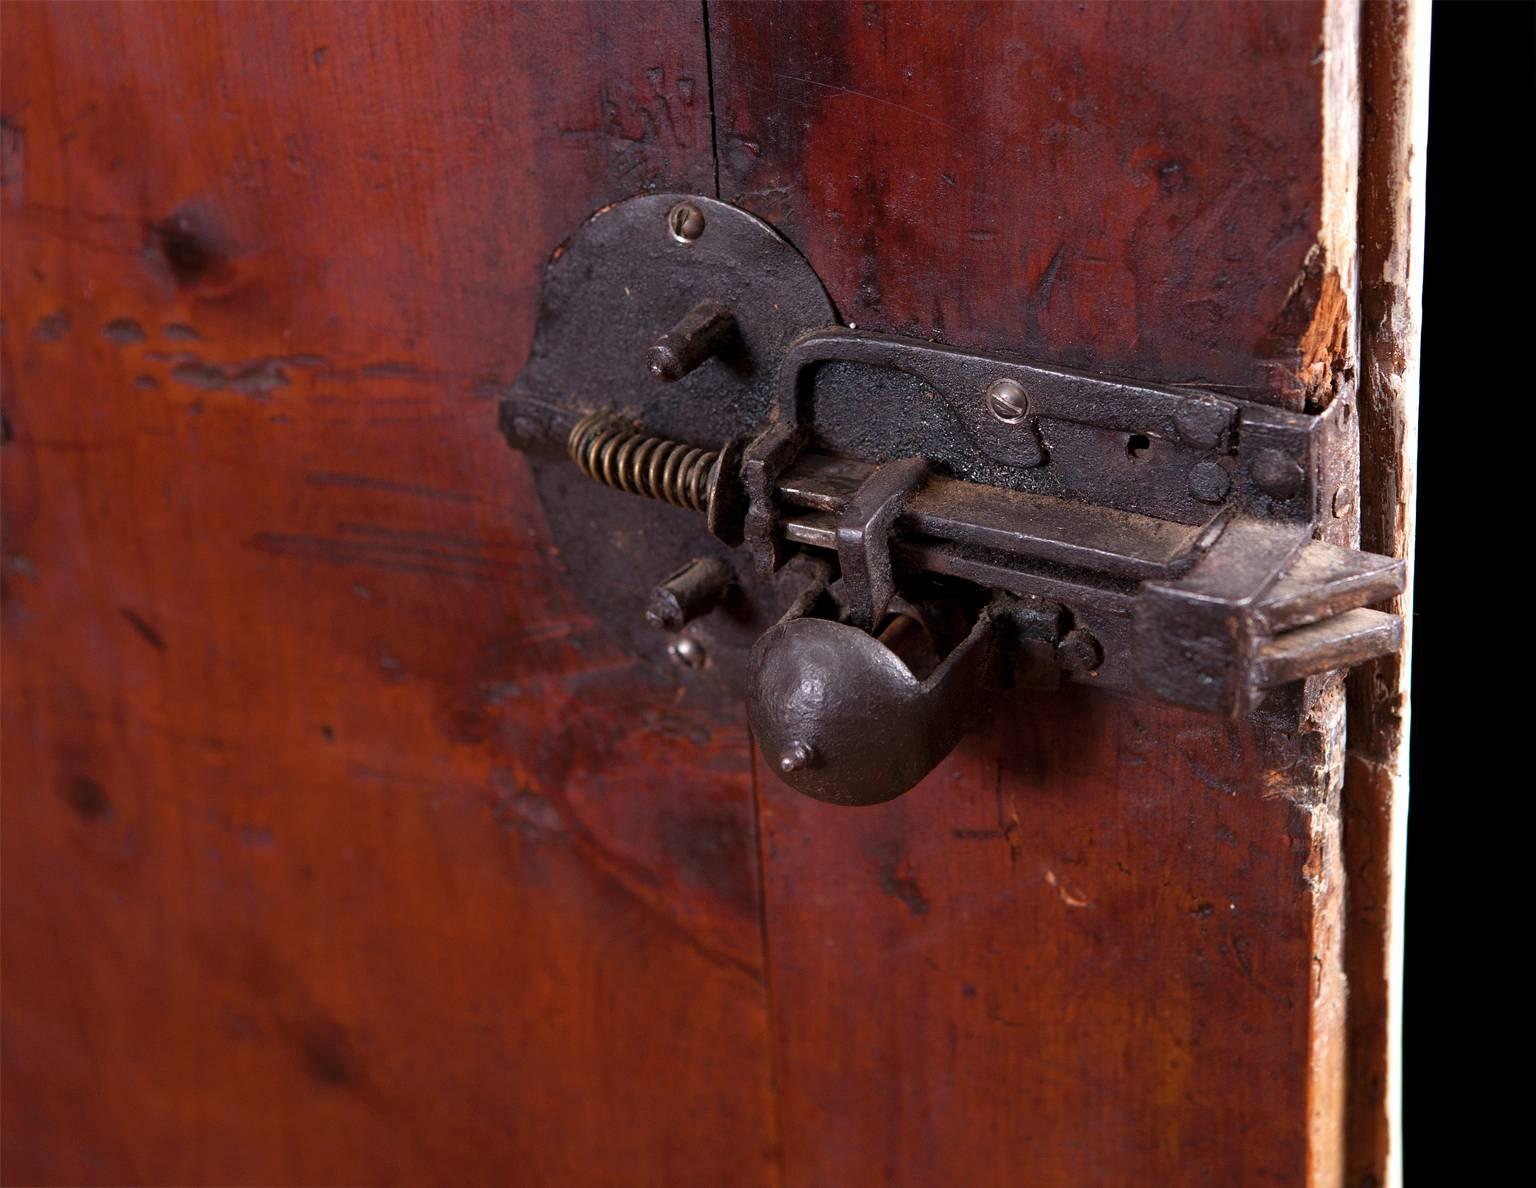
[710, 3, 1361, 1184]
[2, 4, 775, 1185]
[1, 2, 1402, 1185]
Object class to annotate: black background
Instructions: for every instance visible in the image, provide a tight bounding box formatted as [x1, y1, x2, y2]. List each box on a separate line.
[1407, 1, 1532, 1176]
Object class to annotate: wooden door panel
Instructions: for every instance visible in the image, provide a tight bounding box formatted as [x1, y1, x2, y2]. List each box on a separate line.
[752, 700, 1326, 1186]
[2, 4, 774, 1185]
[712, 0, 1347, 409]
[710, 3, 1356, 1183]
[1, 2, 1419, 1185]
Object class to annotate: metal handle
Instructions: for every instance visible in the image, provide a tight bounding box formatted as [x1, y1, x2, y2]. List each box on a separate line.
[748, 599, 1016, 806]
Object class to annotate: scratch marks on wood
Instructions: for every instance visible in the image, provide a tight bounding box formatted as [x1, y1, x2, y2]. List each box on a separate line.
[101, 318, 146, 344]
[356, 361, 430, 382]
[770, 73, 958, 132]
[249, 521, 513, 582]
[491, 777, 569, 840]
[1173, 723, 1248, 796]
[119, 607, 167, 651]
[873, 841, 931, 916]
[60, 775, 111, 822]
[1044, 869, 1094, 909]
[564, 66, 704, 188]
[169, 354, 323, 396]
[0, 112, 23, 189]
[1034, 242, 1067, 309]
[248, 513, 549, 589]
[33, 310, 70, 341]
[302, 471, 478, 505]
[994, 762, 1023, 865]
[294, 1014, 358, 1089]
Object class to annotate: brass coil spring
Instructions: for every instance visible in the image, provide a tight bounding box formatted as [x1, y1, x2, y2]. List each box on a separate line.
[567, 412, 718, 513]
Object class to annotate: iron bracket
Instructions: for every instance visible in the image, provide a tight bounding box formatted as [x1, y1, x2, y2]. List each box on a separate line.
[499, 193, 1404, 803]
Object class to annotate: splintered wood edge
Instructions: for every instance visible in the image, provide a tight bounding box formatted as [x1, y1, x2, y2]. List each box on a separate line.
[1345, 2, 1429, 1187]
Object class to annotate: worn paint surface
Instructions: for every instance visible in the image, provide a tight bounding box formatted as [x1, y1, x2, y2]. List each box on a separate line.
[2, 4, 776, 1185]
[2, 2, 1384, 1185]
[711, 3, 1360, 1184]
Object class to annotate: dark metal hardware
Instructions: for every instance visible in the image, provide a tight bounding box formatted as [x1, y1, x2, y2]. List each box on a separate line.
[750, 595, 1023, 806]
[500, 192, 1405, 805]
[647, 299, 739, 383]
[646, 557, 734, 632]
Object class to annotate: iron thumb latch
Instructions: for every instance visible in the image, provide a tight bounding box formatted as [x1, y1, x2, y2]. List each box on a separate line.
[499, 193, 1404, 806]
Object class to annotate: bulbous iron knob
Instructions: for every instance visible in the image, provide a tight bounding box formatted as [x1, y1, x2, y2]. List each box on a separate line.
[747, 603, 1012, 806]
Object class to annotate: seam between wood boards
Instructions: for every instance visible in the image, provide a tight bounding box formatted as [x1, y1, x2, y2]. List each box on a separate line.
[701, 0, 722, 199]
[746, 729, 786, 1188]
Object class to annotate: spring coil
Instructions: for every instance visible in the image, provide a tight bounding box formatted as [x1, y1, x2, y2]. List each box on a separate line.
[567, 412, 718, 513]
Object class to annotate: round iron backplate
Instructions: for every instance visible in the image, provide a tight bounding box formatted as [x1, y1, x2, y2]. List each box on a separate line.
[509, 193, 837, 692]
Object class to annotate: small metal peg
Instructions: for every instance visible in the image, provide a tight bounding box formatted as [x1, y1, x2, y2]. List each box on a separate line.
[1055, 628, 1103, 674]
[779, 740, 815, 773]
[646, 556, 734, 631]
[668, 636, 707, 669]
[646, 299, 737, 382]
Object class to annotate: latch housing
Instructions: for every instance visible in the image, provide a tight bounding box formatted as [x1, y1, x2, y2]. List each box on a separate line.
[501, 193, 1403, 804]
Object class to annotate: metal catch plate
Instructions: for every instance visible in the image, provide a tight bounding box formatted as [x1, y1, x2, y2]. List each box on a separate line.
[506, 194, 836, 688]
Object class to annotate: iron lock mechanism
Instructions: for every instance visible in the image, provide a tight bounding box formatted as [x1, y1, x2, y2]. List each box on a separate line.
[500, 193, 1404, 806]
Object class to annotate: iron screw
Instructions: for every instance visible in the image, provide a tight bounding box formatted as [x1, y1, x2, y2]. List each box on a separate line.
[668, 636, 707, 669]
[779, 740, 815, 773]
[985, 377, 1029, 423]
[667, 201, 706, 243]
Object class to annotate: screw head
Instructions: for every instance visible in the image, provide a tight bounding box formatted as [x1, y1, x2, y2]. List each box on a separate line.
[668, 635, 707, 669]
[667, 201, 706, 243]
[1188, 460, 1231, 504]
[1055, 628, 1103, 675]
[1250, 448, 1305, 498]
[985, 377, 1029, 423]
[779, 740, 815, 774]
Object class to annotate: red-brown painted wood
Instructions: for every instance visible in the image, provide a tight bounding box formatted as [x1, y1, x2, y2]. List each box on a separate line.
[710, 4, 1356, 1183]
[3, 2, 1387, 1185]
[713, 0, 1341, 410]
[2, 4, 775, 1185]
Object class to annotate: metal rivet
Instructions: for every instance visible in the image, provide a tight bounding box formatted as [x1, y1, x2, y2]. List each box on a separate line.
[985, 377, 1029, 423]
[667, 201, 706, 244]
[667, 635, 707, 668]
[1173, 399, 1231, 450]
[779, 740, 815, 773]
[1189, 460, 1231, 504]
[1250, 448, 1305, 498]
[1055, 628, 1103, 674]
